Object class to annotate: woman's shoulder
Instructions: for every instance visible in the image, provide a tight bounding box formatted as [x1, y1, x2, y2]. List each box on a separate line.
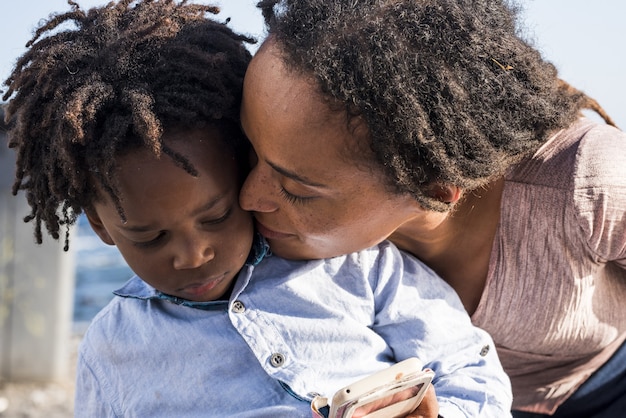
[504, 118, 626, 260]
[508, 118, 626, 190]
[570, 118, 626, 187]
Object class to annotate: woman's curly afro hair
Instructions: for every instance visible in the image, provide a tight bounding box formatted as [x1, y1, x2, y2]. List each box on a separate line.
[257, 0, 616, 211]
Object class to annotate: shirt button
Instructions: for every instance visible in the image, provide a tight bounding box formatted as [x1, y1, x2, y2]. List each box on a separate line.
[270, 353, 286, 368]
[231, 300, 246, 313]
[480, 345, 490, 357]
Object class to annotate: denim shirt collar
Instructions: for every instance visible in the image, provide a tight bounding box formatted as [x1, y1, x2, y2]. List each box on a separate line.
[113, 232, 270, 311]
[246, 231, 270, 267]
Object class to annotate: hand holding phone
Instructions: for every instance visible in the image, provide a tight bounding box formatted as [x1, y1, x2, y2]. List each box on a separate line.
[311, 358, 435, 418]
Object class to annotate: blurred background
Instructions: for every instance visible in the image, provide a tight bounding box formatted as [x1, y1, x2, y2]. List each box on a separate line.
[0, 1, 624, 416]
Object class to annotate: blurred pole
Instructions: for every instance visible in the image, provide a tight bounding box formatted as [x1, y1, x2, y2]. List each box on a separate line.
[0, 109, 75, 382]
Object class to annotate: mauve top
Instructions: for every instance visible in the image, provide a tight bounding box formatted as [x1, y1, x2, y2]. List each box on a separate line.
[471, 118, 626, 414]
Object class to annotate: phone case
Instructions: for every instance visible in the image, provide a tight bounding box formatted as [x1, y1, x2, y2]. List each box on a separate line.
[311, 357, 434, 418]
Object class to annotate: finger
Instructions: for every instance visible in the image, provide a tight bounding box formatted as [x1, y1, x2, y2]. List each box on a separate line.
[405, 385, 439, 418]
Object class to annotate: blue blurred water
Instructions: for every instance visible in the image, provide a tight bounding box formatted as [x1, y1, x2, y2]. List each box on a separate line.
[73, 215, 134, 324]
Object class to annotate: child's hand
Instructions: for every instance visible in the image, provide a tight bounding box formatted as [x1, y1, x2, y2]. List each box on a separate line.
[350, 382, 439, 418]
[404, 384, 439, 418]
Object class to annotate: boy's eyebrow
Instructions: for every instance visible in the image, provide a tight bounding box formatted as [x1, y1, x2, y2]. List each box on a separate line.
[267, 160, 327, 188]
[120, 194, 228, 232]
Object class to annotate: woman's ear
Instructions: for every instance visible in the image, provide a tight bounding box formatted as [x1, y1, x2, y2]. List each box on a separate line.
[84, 210, 115, 246]
[426, 183, 462, 205]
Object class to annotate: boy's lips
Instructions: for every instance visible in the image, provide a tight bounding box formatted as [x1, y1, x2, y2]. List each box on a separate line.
[178, 274, 226, 297]
[254, 220, 294, 240]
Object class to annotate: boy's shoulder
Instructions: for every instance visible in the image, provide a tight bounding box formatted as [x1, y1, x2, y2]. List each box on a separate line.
[80, 276, 176, 351]
[79, 276, 231, 360]
[81, 277, 147, 339]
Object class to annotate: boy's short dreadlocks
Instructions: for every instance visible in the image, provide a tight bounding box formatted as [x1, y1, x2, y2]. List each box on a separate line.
[2, 0, 254, 250]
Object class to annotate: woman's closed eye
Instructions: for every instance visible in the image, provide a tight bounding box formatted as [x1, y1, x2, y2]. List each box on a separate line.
[279, 186, 315, 205]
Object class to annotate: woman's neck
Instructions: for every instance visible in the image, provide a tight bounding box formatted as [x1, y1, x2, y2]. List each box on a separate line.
[390, 177, 505, 314]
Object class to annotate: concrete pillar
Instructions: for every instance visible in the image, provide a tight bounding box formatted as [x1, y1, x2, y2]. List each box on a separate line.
[0, 110, 75, 382]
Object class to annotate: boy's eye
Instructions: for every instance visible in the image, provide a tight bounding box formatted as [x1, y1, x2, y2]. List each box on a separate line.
[129, 209, 232, 249]
[133, 231, 166, 248]
[202, 209, 232, 225]
[279, 186, 314, 205]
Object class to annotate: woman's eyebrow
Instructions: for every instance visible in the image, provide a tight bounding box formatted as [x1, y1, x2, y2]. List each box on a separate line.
[267, 160, 327, 188]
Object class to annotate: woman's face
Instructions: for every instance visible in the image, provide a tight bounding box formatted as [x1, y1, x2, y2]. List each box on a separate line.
[239, 42, 423, 260]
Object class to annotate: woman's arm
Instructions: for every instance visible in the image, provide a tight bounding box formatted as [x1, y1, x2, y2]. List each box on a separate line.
[370, 242, 513, 417]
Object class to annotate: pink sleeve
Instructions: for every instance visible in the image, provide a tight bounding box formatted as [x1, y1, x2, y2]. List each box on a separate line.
[573, 123, 626, 267]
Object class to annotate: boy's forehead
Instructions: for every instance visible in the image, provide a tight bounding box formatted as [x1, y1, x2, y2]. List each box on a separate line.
[103, 131, 238, 218]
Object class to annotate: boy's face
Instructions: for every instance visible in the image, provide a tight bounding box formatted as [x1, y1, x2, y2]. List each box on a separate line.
[86, 127, 254, 302]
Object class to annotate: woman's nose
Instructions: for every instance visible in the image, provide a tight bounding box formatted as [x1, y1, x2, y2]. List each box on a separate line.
[239, 166, 279, 213]
[172, 235, 215, 270]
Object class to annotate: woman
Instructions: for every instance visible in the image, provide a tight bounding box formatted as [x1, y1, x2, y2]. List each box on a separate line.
[238, 0, 626, 416]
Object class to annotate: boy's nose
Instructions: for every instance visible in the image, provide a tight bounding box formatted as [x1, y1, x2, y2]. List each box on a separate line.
[173, 237, 215, 270]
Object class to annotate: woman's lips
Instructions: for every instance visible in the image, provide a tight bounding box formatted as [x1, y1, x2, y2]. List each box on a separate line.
[255, 220, 294, 240]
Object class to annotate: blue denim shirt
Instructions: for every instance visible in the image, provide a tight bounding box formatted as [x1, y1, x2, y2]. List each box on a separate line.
[75, 239, 512, 417]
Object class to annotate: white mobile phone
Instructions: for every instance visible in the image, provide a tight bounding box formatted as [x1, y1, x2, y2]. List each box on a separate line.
[320, 358, 435, 418]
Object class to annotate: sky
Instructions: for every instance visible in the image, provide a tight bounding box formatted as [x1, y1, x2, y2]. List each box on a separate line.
[0, 0, 624, 128]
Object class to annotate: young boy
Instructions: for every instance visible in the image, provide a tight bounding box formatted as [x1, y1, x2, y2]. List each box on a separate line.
[2, 1, 512, 417]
